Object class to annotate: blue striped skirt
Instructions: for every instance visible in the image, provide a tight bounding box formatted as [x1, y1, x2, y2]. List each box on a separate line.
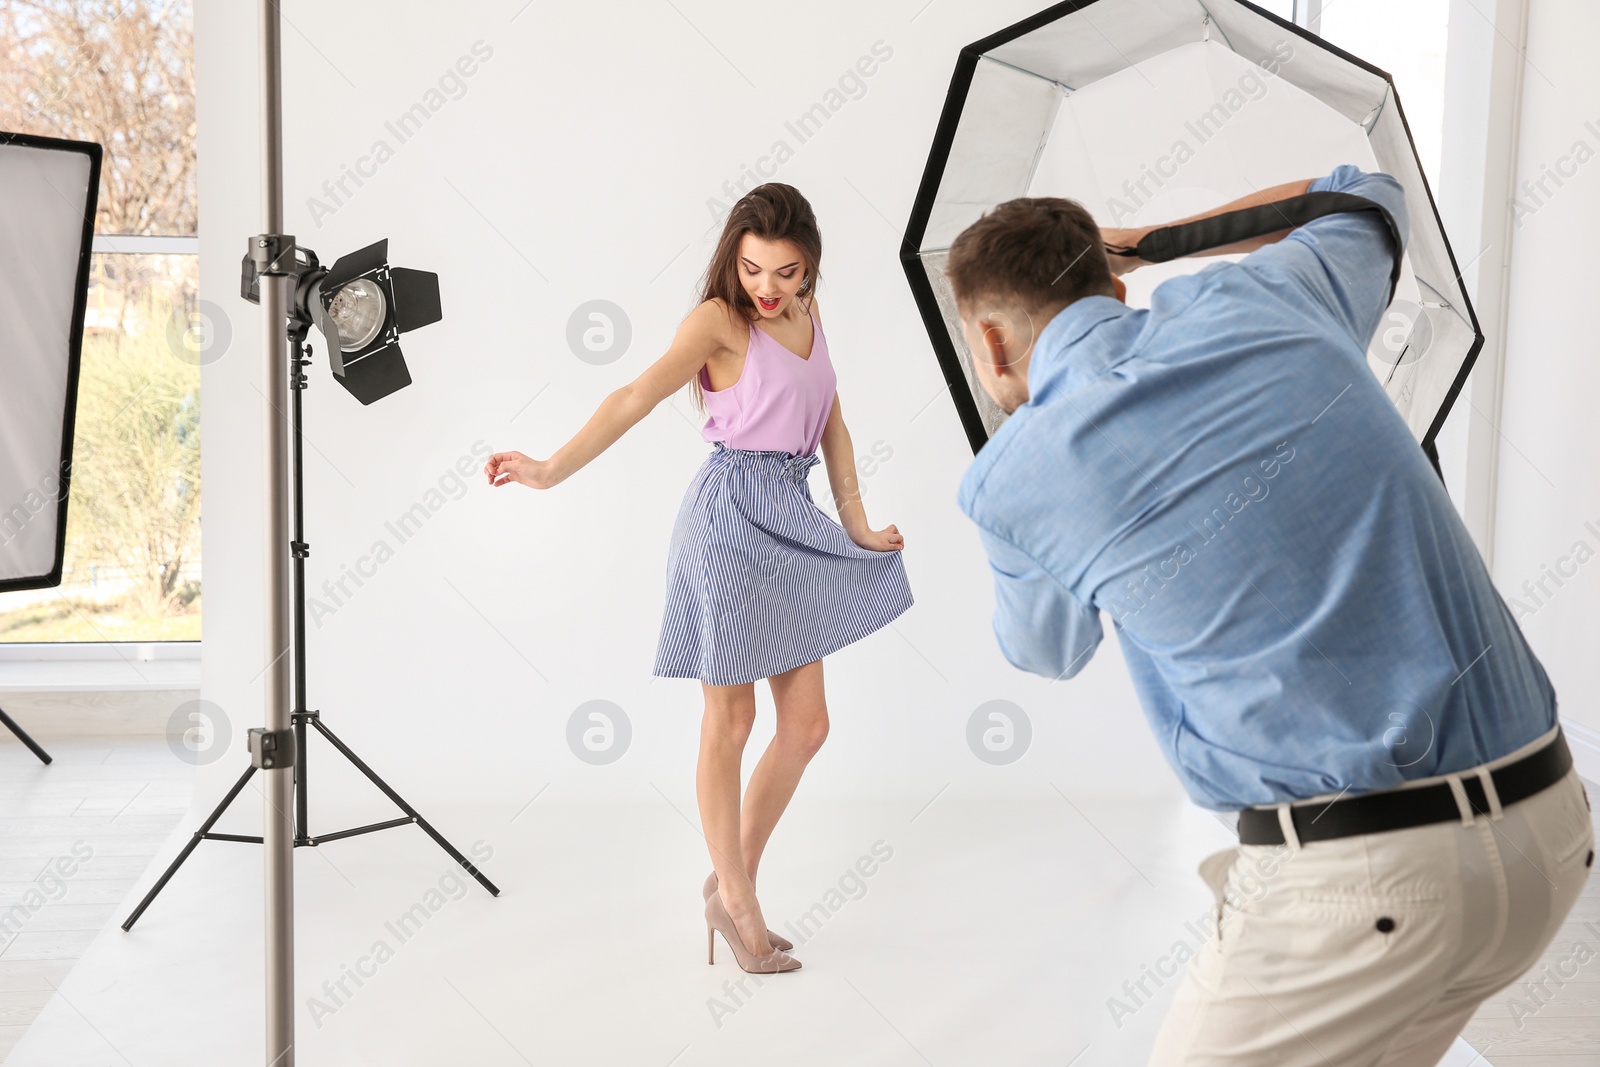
[653, 441, 914, 685]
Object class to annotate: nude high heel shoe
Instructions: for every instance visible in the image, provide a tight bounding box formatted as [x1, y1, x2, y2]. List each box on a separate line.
[705, 889, 801, 973]
[703, 870, 794, 951]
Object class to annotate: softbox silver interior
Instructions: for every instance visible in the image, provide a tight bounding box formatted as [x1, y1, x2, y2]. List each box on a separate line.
[902, 0, 1481, 457]
[0, 132, 101, 592]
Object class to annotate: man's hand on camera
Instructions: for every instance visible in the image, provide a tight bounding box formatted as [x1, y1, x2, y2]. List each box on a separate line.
[1101, 227, 1149, 276]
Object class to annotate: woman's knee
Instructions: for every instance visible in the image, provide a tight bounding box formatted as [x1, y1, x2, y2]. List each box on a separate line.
[702, 692, 757, 745]
[780, 712, 829, 758]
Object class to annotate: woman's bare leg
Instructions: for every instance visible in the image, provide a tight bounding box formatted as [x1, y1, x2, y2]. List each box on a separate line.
[741, 659, 829, 885]
[696, 680, 774, 955]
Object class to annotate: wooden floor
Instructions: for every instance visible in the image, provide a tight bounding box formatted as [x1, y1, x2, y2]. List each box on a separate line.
[0, 734, 194, 1063]
[0, 731, 1594, 1064]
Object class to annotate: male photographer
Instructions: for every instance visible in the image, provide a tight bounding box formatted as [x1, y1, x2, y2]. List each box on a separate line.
[948, 164, 1594, 1065]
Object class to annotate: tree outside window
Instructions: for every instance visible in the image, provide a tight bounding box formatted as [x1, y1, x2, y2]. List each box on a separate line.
[0, 0, 200, 640]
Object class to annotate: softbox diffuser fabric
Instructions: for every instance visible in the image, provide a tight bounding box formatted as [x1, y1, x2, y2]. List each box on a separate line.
[902, 0, 1482, 456]
[0, 132, 101, 592]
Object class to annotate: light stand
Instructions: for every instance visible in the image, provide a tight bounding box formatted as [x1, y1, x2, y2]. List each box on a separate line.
[122, 7, 494, 1064]
[120, 334, 501, 931]
[281, 341, 498, 881]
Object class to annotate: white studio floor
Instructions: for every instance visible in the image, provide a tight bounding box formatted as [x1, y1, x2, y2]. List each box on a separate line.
[4, 744, 1497, 1067]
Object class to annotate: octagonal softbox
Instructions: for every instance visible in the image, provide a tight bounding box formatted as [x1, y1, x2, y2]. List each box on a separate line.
[902, 0, 1482, 457]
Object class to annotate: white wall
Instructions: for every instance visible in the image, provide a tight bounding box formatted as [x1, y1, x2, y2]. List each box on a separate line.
[1489, 0, 1600, 738]
[193, 1, 1178, 819]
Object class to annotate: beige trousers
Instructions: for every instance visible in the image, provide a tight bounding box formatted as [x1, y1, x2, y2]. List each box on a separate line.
[1149, 730, 1594, 1067]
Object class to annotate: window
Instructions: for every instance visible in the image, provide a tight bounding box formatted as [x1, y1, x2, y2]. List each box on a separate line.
[1317, 0, 1449, 188]
[1260, 0, 1449, 187]
[0, 1, 199, 641]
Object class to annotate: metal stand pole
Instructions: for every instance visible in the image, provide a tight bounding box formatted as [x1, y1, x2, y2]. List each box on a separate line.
[258, 3, 296, 1064]
[120, 17, 495, 1061]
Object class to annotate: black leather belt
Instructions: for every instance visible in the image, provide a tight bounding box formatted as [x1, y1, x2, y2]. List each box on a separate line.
[1238, 729, 1572, 846]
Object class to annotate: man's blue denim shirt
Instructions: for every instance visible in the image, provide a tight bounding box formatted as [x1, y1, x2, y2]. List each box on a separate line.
[957, 165, 1557, 811]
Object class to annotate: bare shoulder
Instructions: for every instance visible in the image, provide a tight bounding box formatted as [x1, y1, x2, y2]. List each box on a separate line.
[808, 293, 823, 327]
[694, 296, 749, 354]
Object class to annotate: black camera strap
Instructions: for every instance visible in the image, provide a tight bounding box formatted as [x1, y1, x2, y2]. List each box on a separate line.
[1106, 191, 1404, 304]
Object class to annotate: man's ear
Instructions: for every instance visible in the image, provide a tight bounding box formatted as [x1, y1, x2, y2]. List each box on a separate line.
[972, 313, 1000, 374]
[1113, 276, 1127, 303]
[978, 309, 1026, 376]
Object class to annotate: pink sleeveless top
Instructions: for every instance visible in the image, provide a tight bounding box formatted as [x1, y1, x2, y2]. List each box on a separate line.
[699, 304, 837, 457]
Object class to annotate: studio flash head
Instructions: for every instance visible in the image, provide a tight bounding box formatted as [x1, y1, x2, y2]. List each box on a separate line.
[241, 237, 442, 404]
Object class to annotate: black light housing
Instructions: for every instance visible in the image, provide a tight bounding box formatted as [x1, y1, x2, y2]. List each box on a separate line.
[241, 237, 441, 405]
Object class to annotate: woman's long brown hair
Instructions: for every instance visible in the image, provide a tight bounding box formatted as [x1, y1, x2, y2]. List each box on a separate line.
[691, 183, 822, 413]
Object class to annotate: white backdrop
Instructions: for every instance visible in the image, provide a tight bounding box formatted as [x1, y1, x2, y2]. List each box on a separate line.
[192, 0, 1181, 824]
[1490, 0, 1600, 740]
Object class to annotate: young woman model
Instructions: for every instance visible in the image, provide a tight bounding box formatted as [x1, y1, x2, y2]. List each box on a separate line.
[484, 184, 914, 974]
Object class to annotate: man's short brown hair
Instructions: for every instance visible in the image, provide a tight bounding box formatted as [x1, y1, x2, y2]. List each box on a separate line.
[945, 196, 1114, 318]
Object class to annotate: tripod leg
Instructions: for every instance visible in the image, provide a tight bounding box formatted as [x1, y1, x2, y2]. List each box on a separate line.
[309, 718, 500, 896]
[122, 762, 258, 930]
[0, 705, 52, 765]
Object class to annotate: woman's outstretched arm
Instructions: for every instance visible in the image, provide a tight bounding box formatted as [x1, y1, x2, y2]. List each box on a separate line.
[485, 300, 726, 490]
